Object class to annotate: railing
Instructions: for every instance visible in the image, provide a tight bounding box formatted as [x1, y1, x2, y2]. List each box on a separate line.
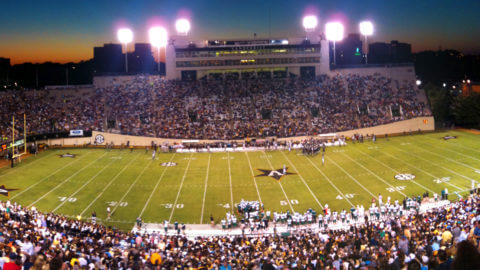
[330, 62, 414, 70]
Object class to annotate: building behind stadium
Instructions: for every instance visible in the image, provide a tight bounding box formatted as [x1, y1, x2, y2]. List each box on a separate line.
[93, 31, 414, 81]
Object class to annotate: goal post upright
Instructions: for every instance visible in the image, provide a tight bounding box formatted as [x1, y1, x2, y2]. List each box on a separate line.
[11, 114, 27, 160]
[23, 113, 27, 155]
[12, 115, 15, 157]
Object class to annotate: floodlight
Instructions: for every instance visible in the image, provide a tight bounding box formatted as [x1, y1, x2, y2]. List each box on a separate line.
[117, 28, 133, 44]
[416, 80, 421, 86]
[325, 22, 344, 66]
[302, 15, 318, 32]
[359, 21, 374, 36]
[467, 79, 471, 84]
[175, 18, 191, 35]
[117, 28, 133, 73]
[443, 83, 447, 87]
[325, 22, 344, 41]
[149, 27, 168, 74]
[149, 27, 168, 48]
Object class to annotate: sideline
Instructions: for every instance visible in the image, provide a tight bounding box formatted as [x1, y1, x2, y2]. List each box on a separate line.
[132, 199, 451, 238]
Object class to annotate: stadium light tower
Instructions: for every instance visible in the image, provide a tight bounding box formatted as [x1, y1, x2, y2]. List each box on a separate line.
[117, 28, 133, 73]
[325, 22, 344, 66]
[175, 18, 191, 36]
[149, 26, 168, 73]
[302, 15, 318, 33]
[359, 21, 373, 64]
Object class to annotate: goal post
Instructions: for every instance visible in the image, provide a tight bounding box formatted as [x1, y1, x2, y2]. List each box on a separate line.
[11, 114, 27, 162]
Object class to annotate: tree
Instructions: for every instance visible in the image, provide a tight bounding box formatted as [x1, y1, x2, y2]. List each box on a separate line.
[451, 93, 480, 129]
[424, 83, 453, 128]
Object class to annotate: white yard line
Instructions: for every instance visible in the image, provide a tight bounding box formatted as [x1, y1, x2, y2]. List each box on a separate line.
[280, 151, 324, 209]
[227, 152, 234, 213]
[341, 153, 407, 197]
[381, 151, 463, 192]
[52, 158, 117, 213]
[418, 137, 480, 162]
[0, 150, 56, 178]
[168, 153, 193, 222]
[10, 151, 91, 200]
[244, 152, 263, 204]
[304, 157, 355, 207]
[424, 133, 480, 155]
[111, 160, 153, 216]
[392, 144, 479, 184]
[138, 154, 176, 218]
[28, 152, 108, 208]
[406, 139, 480, 171]
[262, 151, 294, 212]
[327, 157, 378, 200]
[199, 154, 211, 224]
[79, 153, 141, 216]
[353, 148, 435, 194]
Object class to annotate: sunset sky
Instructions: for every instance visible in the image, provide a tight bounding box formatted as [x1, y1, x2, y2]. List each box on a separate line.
[1, 0, 479, 64]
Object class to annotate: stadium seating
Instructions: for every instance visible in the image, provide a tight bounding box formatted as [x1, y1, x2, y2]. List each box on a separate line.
[0, 193, 479, 268]
[0, 75, 430, 141]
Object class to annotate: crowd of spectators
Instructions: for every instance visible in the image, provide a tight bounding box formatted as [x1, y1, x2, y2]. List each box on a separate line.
[1, 74, 430, 142]
[0, 191, 480, 269]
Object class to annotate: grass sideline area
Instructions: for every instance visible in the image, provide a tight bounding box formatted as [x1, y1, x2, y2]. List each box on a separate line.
[0, 129, 478, 231]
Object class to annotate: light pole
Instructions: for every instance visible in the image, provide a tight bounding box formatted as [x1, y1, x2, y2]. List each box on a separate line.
[359, 21, 373, 64]
[149, 26, 168, 74]
[325, 22, 344, 66]
[117, 28, 133, 73]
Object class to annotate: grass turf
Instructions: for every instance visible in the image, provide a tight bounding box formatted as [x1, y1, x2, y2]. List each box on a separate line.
[0, 130, 479, 231]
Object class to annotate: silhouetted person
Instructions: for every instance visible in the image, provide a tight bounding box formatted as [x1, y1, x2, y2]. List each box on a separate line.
[435, 249, 452, 270]
[452, 240, 480, 270]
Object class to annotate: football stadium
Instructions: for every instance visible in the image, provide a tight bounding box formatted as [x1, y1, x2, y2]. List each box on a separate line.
[1, 3, 480, 269]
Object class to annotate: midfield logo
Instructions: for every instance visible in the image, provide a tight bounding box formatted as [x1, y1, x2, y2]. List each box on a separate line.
[59, 153, 77, 158]
[255, 168, 295, 181]
[0, 185, 18, 196]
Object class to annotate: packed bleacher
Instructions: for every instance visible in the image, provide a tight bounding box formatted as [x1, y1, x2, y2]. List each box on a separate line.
[1, 191, 480, 269]
[1, 74, 430, 141]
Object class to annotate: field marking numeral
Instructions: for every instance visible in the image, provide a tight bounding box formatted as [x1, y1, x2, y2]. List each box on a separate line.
[221, 156, 235, 160]
[218, 203, 230, 209]
[433, 177, 451, 184]
[336, 194, 356, 200]
[58, 197, 77, 203]
[107, 201, 128, 207]
[183, 157, 197, 160]
[475, 170, 480, 174]
[110, 156, 122, 160]
[261, 155, 273, 158]
[333, 149, 345, 153]
[280, 199, 299, 206]
[400, 143, 411, 146]
[386, 186, 406, 192]
[161, 203, 183, 209]
[368, 146, 379, 150]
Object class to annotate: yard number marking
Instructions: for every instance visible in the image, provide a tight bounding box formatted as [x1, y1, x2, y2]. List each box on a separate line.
[433, 177, 451, 184]
[161, 203, 184, 209]
[386, 186, 406, 192]
[280, 199, 298, 205]
[58, 197, 77, 203]
[336, 194, 356, 199]
[107, 201, 128, 207]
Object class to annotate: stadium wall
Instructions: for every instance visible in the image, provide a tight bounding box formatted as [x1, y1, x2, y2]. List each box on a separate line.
[41, 116, 434, 147]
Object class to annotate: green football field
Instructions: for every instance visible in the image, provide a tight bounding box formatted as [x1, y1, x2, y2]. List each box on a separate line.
[1, 130, 479, 231]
